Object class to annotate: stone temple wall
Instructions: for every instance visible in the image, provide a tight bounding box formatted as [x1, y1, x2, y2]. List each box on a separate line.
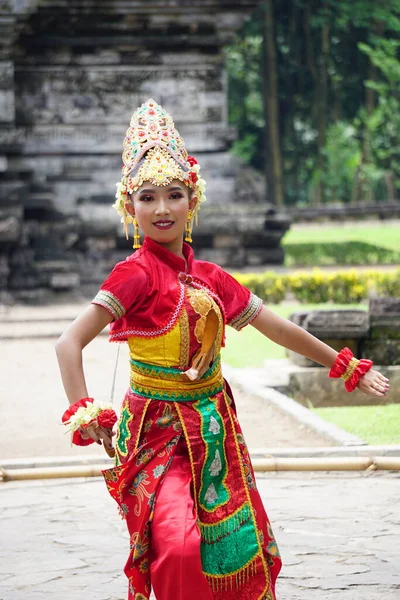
[0, 1, 289, 301]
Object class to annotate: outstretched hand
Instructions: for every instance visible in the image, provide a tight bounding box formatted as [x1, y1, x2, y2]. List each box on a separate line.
[357, 369, 390, 397]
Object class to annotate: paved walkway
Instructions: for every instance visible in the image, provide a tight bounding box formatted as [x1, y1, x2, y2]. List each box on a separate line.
[0, 471, 399, 600]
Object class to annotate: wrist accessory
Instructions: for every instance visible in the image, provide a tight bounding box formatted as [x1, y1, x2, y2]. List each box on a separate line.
[62, 397, 118, 456]
[329, 347, 373, 392]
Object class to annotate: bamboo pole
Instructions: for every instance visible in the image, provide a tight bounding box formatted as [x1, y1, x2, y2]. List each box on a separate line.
[1, 456, 400, 482]
[252, 456, 400, 472]
[0, 464, 108, 482]
[373, 457, 400, 470]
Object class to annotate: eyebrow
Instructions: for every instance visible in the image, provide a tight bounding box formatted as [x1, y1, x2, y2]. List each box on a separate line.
[137, 185, 184, 195]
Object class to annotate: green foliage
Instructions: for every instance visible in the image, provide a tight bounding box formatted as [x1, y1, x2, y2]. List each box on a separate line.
[283, 223, 400, 252]
[287, 270, 368, 304]
[358, 37, 400, 193]
[232, 269, 400, 305]
[226, 0, 400, 204]
[284, 241, 400, 267]
[232, 272, 286, 304]
[287, 271, 331, 304]
[375, 272, 400, 297]
[223, 302, 368, 367]
[321, 123, 361, 202]
[226, 24, 265, 171]
[313, 404, 400, 445]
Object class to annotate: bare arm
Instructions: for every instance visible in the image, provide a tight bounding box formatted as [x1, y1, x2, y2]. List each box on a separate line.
[251, 305, 389, 396]
[55, 304, 113, 405]
[251, 305, 337, 367]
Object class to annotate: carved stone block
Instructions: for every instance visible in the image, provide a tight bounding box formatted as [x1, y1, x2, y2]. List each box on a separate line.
[50, 272, 80, 290]
[0, 215, 21, 243]
[196, 246, 246, 268]
[246, 247, 284, 266]
[361, 340, 400, 366]
[369, 297, 400, 317]
[288, 366, 399, 407]
[1, 0, 286, 296]
[289, 310, 370, 339]
[286, 339, 360, 368]
[369, 297, 400, 340]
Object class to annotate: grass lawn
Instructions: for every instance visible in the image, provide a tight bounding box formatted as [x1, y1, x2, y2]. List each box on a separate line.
[222, 300, 398, 446]
[313, 404, 400, 445]
[222, 302, 367, 367]
[282, 222, 400, 252]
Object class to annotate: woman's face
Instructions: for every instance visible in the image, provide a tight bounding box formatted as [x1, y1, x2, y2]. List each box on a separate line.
[126, 179, 196, 254]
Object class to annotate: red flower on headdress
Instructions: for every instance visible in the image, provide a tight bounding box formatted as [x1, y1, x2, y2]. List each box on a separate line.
[189, 172, 198, 184]
[187, 156, 198, 167]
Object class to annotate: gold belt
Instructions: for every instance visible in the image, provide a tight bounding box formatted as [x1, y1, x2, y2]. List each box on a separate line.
[129, 356, 224, 402]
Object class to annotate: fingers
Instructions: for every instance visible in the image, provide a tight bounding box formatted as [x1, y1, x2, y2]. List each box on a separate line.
[104, 443, 116, 458]
[371, 383, 388, 396]
[372, 371, 390, 396]
[80, 424, 100, 442]
[79, 424, 115, 448]
[359, 372, 390, 397]
[378, 373, 390, 387]
[98, 426, 114, 450]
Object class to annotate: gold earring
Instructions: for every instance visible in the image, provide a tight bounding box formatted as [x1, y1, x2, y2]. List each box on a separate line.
[185, 210, 193, 243]
[133, 217, 141, 249]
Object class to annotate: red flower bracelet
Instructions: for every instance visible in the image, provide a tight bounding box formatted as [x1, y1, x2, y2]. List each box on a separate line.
[62, 397, 118, 447]
[62, 398, 95, 446]
[329, 347, 373, 392]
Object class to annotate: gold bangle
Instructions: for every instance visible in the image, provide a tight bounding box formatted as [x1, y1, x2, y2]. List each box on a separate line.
[342, 357, 360, 382]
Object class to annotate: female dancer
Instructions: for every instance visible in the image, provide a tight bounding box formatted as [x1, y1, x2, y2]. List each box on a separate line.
[56, 99, 389, 600]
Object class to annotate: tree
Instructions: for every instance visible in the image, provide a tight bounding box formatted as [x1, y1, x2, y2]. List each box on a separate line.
[226, 0, 400, 205]
[263, 0, 284, 206]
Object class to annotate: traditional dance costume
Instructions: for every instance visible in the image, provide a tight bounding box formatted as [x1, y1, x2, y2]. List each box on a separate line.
[63, 98, 379, 600]
[89, 98, 281, 600]
[93, 237, 281, 600]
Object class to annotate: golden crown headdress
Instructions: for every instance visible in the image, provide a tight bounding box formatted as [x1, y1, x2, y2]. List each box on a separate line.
[113, 98, 206, 234]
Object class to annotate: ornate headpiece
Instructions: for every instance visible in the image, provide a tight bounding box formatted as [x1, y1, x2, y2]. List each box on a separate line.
[113, 98, 206, 236]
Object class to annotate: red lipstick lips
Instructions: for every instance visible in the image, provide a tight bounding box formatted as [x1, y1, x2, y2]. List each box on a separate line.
[153, 220, 174, 230]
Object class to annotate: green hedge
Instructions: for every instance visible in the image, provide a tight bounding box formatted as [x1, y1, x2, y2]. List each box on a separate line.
[233, 268, 400, 304]
[284, 241, 400, 267]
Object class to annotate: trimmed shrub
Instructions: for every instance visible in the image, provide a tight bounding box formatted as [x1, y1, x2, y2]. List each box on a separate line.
[374, 269, 400, 297]
[288, 271, 331, 304]
[233, 272, 286, 303]
[232, 268, 399, 304]
[284, 241, 400, 267]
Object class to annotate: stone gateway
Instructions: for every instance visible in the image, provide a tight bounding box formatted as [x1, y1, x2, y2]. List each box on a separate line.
[0, 1, 289, 299]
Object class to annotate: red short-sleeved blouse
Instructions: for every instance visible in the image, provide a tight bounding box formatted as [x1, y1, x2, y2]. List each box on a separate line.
[92, 237, 263, 342]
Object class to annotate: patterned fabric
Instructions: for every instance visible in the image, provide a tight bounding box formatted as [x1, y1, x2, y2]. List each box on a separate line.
[129, 357, 224, 401]
[91, 236, 263, 341]
[92, 290, 125, 320]
[229, 294, 264, 331]
[103, 383, 281, 600]
[96, 237, 280, 600]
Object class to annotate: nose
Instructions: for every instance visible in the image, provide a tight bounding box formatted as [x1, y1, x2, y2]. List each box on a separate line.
[154, 196, 170, 215]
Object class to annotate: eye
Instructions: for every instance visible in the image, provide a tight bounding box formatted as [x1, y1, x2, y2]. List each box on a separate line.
[170, 192, 184, 200]
[140, 195, 154, 202]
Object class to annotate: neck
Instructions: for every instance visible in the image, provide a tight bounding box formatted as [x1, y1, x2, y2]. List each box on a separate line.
[151, 237, 185, 260]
